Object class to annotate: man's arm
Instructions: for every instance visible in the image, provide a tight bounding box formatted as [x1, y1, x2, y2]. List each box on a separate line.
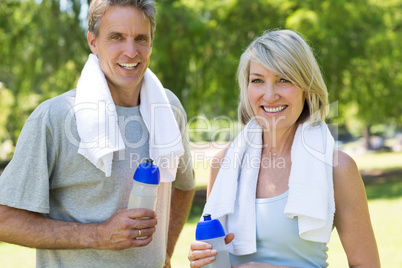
[165, 186, 195, 267]
[0, 205, 157, 250]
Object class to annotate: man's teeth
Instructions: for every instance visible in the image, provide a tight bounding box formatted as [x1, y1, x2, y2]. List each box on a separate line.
[119, 63, 138, 69]
[263, 105, 286, 113]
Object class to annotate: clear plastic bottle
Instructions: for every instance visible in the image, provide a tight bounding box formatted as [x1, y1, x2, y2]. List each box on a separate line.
[127, 158, 160, 211]
[196, 214, 231, 268]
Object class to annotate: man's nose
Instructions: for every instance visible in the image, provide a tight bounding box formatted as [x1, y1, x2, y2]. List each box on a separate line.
[123, 39, 138, 58]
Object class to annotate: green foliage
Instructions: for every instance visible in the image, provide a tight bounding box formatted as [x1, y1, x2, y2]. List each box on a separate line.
[188, 116, 242, 142]
[0, 0, 89, 145]
[154, 0, 402, 133]
[0, 84, 13, 140]
[0, 0, 401, 148]
[151, 0, 209, 117]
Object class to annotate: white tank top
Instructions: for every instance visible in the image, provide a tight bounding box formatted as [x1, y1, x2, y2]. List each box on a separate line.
[229, 190, 329, 267]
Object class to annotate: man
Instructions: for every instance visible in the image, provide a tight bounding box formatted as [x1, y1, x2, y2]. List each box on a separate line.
[0, 0, 195, 267]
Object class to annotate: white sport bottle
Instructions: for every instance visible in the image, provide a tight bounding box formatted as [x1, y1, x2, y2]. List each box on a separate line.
[196, 214, 231, 268]
[127, 158, 160, 211]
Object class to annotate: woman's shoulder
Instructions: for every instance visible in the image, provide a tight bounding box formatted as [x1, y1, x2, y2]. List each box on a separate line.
[333, 150, 359, 175]
[210, 147, 229, 177]
[211, 147, 229, 164]
[333, 149, 362, 190]
[207, 146, 230, 197]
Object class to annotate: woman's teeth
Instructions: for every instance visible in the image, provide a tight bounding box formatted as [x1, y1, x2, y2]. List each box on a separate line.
[262, 105, 287, 113]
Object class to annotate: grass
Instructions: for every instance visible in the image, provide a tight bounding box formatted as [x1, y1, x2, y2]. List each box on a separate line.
[355, 151, 402, 171]
[1, 150, 401, 267]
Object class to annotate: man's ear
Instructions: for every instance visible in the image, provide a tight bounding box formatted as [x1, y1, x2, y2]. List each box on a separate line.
[149, 39, 153, 54]
[87, 31, 98, 54]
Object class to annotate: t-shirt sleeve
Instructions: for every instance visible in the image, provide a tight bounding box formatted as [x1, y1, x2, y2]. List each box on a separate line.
[173, 119, 195, 191]
[0, 107, 55, 214]
[165, 89, 195, 191]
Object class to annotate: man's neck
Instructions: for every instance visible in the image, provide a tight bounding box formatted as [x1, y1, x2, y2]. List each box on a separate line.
[109, 85, 141, 107]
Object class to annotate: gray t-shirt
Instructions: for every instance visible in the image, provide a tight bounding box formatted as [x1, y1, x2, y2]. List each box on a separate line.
[0, 89, 194, 268]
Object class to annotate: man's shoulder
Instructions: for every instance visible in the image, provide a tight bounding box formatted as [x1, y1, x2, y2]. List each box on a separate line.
[164, 88, 183, 109]
[163, 88, 188, 128]
[45, 89, 76, 108]
[29, 89, 77, 122]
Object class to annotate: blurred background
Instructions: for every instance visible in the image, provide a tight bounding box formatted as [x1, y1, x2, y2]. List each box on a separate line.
[0, 0, 401, 267]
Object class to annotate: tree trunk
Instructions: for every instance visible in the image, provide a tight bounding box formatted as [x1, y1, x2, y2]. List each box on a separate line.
[362, 125, 372, 150]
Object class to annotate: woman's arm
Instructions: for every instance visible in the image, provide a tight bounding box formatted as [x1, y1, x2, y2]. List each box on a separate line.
[333, 150, 380, 267]
[189, 148, 231, 268]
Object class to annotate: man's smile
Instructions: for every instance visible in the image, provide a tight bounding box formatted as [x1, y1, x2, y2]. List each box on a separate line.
[118, 62, 139, 70]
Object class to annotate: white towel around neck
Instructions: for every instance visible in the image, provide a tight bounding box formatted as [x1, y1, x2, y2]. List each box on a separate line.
[202, 119, 335, 255]
[75, 54, 184, 180]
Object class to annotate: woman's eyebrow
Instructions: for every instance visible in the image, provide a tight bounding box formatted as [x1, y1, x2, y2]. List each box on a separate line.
[249, 73, 264, 77]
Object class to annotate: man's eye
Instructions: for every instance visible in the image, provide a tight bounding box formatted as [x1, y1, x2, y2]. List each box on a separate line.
[112, 36, 121, 40]
[137, 36, 148, 42]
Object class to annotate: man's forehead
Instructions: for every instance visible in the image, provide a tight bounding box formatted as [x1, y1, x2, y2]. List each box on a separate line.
[99, 5, 151, 36]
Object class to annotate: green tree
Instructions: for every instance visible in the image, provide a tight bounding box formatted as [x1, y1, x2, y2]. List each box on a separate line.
[150, 0, 208, 118]
[286, 0, 402, 147]
[0, 0, 89, 145]
[1, 0, 401, 149]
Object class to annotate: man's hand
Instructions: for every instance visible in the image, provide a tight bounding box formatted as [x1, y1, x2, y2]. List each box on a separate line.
[92, 208, 157, 250]
[0, 205, 158, 250]
[164, 252, 171, 268]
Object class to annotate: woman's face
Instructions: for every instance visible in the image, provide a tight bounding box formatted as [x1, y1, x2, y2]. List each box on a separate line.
[247, 61, 305, 132]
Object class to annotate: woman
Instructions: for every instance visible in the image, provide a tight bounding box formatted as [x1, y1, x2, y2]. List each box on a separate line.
[188, 30, 380, 267]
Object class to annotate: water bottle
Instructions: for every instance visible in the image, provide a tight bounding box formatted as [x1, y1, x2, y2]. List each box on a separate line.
[196, 214, 231, 268]
[127, 158, 160, 211]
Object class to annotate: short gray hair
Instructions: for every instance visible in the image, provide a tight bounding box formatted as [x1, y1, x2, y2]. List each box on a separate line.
[237, 29, 328, 126]
[88, 0, 157, 39]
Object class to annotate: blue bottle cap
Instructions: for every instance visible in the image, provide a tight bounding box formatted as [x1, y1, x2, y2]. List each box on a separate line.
[133, 159, 160, 185]
[196, 214, 226, 240]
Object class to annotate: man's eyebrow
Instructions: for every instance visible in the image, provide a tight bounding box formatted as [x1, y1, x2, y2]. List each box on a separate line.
[108, 31, 123, 37]
[136, 33, 151, 38]
[137, 33, 148, 37]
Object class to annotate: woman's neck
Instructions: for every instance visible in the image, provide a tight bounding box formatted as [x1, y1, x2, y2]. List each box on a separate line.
[262, 124, 298, 156]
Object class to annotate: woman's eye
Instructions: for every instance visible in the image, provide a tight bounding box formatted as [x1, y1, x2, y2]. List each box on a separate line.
[250, 79, 263, 83]
[279, 78, 290, 83]
[112, 36, 121, 40]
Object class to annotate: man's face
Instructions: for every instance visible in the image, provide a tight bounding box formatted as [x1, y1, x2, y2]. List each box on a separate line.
[87, 5, 152, 99]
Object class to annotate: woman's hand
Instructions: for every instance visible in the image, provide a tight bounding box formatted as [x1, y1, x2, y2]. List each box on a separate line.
[232, 263, 294, 268]
[188, 233, 234, 268]
[232, 263, 268, 268]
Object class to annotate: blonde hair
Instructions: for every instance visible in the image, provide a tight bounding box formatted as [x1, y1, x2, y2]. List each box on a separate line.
[237, 29, 328, 125]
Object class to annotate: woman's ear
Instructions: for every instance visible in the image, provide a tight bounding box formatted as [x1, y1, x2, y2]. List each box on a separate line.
[87, 31, 98, 54]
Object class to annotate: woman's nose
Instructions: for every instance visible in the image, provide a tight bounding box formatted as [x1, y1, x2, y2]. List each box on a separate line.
[263, 84, 279, 102]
